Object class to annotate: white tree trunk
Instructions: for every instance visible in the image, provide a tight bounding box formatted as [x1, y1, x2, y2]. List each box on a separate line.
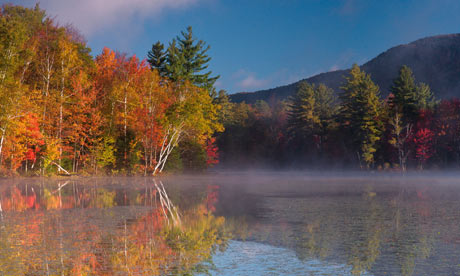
[154, 180, 181, 226]
[41, 47, 54, 121]
[58, 59, 65, 170]
[0, 128, 5, 166]
[124, 93, 127, 140]
[152, 125, 183, 176]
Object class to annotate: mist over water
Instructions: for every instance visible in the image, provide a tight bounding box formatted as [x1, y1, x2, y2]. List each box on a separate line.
[0, 172, 459, 275]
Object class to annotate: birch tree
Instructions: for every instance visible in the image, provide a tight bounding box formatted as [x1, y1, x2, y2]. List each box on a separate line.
[152, 82, 222, 175]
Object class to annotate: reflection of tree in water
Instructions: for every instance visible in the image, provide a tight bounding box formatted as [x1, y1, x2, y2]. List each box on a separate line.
[291, 186, 385, 275]
[0, 179, 230, 275]
[392, 186, 435, 276]
[226, 181, 442, 276]
[300, 218, 333, 260]
[111, 181, 231, 275]
[0, 177, 457, 275]
[346, 186, 384, 275]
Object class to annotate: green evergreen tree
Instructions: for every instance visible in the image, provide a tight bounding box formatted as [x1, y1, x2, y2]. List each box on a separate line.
[390, 65, 418, 122]
[288, 82, 320, 138]
[147, 41, 166, 77]
[340, 64, 384, 168]
[165, 39, 184, 83]
[415, 82, 437, 110]
[314, 83, 337, 133]
[288, 81, 336, 153]
[165, 26, 219, 90]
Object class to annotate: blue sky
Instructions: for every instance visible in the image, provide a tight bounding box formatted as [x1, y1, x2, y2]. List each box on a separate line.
[6, 0, 460, 93]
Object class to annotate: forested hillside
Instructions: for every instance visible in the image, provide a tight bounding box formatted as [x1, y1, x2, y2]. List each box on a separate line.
[231, 34, 460, 104]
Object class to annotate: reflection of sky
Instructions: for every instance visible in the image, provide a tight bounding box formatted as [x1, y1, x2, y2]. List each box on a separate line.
[209, 240, 372, 276]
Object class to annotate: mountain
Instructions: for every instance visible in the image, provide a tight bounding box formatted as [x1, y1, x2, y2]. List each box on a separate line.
[230, 34, 460, 104]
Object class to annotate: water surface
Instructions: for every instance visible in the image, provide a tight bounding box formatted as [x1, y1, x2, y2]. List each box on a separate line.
[0, 173, 459, 275]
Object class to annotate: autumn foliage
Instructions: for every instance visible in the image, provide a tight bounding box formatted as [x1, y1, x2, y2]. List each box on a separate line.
[0, 5, 222, 176]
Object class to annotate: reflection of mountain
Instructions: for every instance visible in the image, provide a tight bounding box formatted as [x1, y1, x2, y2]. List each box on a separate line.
[231, 34, 460, 104]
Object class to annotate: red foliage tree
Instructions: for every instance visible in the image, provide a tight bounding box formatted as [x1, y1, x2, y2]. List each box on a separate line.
[412, 110, 434, 168]
[413, 128, 434, 166]
[206, 137, 219, 167]
[2, 112, 44, 172]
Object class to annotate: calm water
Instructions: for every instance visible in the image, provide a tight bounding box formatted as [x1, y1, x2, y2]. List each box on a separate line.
[0, 173, 459, 275]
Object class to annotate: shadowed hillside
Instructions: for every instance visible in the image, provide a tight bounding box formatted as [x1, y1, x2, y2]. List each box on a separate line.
[230, 34, 460, 104]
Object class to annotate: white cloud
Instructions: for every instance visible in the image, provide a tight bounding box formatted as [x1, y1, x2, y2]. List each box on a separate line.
[21, 0, 200, 36]
[231, 68, 311, 92]
[229, 67, 330, 92]
[232, 69, 270, 90]
[237, 75, 269, 90]
[329, 64, 340, 71]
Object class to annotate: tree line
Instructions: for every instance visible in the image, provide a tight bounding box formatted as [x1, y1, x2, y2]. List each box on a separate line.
[0, 4, 221, 176]
[216, 63, 460, 171]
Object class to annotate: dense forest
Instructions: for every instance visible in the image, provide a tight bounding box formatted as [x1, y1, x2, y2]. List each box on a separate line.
[0, 4, 222, 176]
[1, 4, 460, 176]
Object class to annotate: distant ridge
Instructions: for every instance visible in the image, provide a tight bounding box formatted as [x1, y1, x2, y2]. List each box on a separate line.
[230, 34, 460, 104]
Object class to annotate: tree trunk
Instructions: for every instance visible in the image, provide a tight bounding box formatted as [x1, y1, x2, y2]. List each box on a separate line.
[124, 93, 127, 140]
[58, 59, 65, 170]
[20, 60, 31, 85]
[41, 49, 54, 123]
[0, 128, 5, 167]
[152, 126, 182, 176]
[0, 48, 13, 84]
[124, 92, 128, 166]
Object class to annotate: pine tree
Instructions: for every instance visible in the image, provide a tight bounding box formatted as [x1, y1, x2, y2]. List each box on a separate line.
[390, 65, 418, 123]
[415, 82, 437, 110]
[165, 26, 219, 90]
[288, 81, 336, 153]
[314, 83, 337, 133]
[147, 41, 166, 77]
[164, 39, 184, 83]
[340, 64, 384, 168]
[288, 82, 320, 138]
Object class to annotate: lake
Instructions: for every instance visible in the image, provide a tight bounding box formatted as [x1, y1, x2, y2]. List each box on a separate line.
[0, 172, 459, 275]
